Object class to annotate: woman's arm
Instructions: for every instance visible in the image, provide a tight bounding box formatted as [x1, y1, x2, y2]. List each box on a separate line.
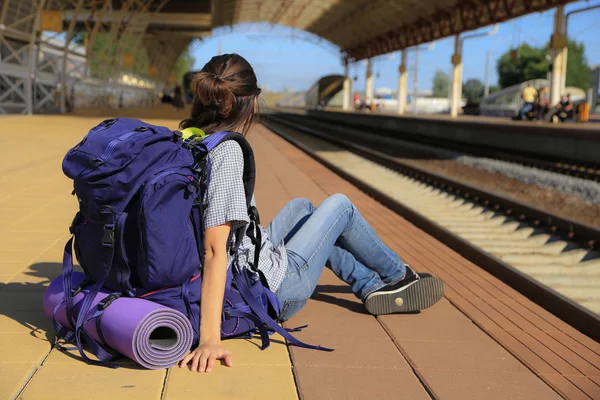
[179, 222, 233, 373]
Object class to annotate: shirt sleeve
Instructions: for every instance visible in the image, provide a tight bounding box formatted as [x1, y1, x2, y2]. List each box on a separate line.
[203, 141, 250, 231]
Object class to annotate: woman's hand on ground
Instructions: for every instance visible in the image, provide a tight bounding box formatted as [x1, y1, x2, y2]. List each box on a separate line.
[179, 341, 233, 373]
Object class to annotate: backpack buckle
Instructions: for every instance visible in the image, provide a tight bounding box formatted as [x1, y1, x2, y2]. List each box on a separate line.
[98, 293, 121, 310]
[102, 224, 115, 248]
[71, 279, 92, 296]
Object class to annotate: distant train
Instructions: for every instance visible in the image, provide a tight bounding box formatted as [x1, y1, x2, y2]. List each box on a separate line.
[480, 79, 586, 118]
[305, 75, 345, 110]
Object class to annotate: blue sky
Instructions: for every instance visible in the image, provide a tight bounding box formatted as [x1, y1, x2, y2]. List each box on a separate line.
[190, 1, 600, 93]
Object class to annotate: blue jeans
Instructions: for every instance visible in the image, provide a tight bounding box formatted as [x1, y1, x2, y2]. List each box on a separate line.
[519, 102, 534, 119]
[267, 195, 406, 321]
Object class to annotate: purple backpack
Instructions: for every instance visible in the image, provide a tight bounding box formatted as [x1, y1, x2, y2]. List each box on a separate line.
[59, 118, 329, 366]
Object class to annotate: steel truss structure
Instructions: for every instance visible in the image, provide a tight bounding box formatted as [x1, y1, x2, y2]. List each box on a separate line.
[0, 0, 192, 114]
[344, 0, 576, 61]
[0, 0, 48, 114]
[0, 0, 580, 114]
[212, 0, 577, 62]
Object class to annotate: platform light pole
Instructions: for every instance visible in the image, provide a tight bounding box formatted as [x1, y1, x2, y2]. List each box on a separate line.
[561, 4, 600, 95]
[550, 5, 566, 106]
[484, 50, 492, 97]
[451, 24, 498, 117]
[402, 42, 434, 114]
[343, 60, 352, 111]
[397, 50, 407, 114]
[365, 58, 374, 104]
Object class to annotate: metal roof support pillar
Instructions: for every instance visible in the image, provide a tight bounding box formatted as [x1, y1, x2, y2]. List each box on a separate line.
[342, 62, 352, 111]
[25, 0, 48, 115]
[450, 35, 463, 118]
[61, 0, 84, 113]
[550, 5, 566, 106]
[397, 50, 407, 115]
[365, 58, 374, 104]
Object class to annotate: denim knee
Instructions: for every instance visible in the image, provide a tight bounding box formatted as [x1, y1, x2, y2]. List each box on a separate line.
[326, 193, 352, 209]
[291, 198, 314, 210]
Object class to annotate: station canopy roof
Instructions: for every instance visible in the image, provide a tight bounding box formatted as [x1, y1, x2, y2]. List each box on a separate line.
[52, 0, 575, 78]
[210, 0, 574, 61]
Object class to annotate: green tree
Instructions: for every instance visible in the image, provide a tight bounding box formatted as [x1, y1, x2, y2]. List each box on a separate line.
[432, 69, 449, 97]
[496, 44, 547, 88]
[496, 40, 592, 89]
[462, 78, 485, 102]
[73, 33, 194, 82]
[565, 40, 593, 90]
[173, 49, 196, 85]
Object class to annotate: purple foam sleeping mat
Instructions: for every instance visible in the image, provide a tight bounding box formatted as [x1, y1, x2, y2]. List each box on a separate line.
[43, 272, 193, 369]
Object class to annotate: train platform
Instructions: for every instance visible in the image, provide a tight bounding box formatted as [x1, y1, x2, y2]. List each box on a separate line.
[296, 107, 600, 132]
[1, 108, 599, 400]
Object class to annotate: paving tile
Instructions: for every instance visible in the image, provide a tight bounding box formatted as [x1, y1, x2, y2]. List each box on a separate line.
[0, 311, 52, 335]
[221, 333, 291, 366]
[1, 250, 36, 264]
[0, 233, 61, 252]
[165, 365, 298, 400]
[33, 242, 72, 263]
[6, 274, 54, 291]
[526, 329, 600, 377]
[0, 261, 26, 271]
[2, 262, 74, 292]
[379, 298, 492, 343]
[290, 331, 411, 369]
[419, 369, 562, 400]
[0, 290, 44, 314]
[562, 375, 600, 399]
[540, 374, 593, 400]
[284, 293, 384, 339]
[293, 365, 430, 400]
[0, 208, 28, 224]
[19, 357, 166, 400]
[400, 339, 528, 372]
[0, 274, 14, 288]
[42, 346, 133, 366]
[486, 329, 558, 375]
[0, 333, 51, 364]
[507, 330, 582, 376]
[0, 363, 38, 399]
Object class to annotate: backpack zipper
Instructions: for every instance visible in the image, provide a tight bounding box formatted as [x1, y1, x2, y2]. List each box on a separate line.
[149, 168, 184, 185]
[99, 130, 138, 161]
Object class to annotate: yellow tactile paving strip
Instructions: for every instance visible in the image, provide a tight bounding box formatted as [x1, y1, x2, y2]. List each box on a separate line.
[0, 112, 298, 400]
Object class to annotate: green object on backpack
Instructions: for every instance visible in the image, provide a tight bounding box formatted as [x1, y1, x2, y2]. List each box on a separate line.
[180, 127, 206, 140]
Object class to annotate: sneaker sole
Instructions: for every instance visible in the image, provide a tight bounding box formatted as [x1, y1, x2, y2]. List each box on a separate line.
[364, 277, 444, 315]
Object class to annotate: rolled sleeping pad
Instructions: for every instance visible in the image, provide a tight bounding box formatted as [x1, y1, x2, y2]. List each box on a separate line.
[43, 272, 193, 369]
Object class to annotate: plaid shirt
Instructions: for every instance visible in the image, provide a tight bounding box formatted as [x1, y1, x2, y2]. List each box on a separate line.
[203, 140, 287, 292]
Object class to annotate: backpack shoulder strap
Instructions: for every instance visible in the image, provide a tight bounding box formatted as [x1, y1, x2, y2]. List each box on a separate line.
[202, 132, 256, 208]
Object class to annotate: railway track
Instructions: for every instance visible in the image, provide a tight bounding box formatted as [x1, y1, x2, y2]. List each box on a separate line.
[264, 114, 600, 342]
[279, 112, 600, 182]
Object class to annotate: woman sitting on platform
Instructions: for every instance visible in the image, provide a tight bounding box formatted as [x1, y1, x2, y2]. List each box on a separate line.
[178, 53, 444, 373]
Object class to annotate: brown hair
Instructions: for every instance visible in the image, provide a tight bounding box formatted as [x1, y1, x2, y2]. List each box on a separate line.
[180, 54, 261, 136]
